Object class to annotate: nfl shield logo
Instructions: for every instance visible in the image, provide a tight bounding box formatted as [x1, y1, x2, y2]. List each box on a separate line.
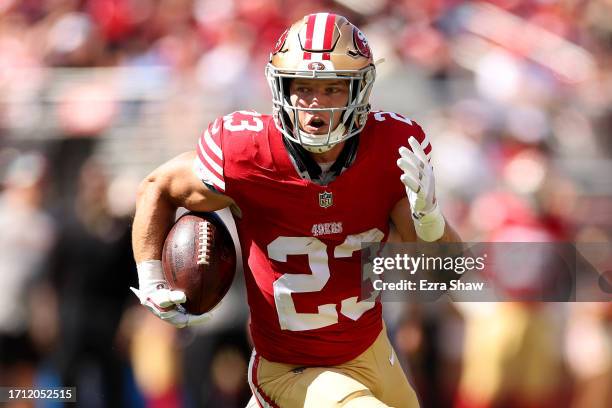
[319, 191, 333, 208]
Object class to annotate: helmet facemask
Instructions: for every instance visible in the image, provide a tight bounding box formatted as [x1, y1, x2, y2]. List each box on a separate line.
[266, 66, 375, 153]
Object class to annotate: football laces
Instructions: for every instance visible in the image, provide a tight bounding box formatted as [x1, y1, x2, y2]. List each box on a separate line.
[197, 221, 212, 265]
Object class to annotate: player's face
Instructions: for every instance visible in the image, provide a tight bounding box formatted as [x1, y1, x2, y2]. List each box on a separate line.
[289, 79, 350, 135]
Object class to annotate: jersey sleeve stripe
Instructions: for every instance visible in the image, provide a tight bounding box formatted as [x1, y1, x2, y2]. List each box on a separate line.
[195, 134, 226, 192]
[204, 129, 223, 160]
[198, 137, 224, 176]
[208, 174, 226, 193]
[210, 118, 221, 135]
[194, 154, 226, 192]
[194, 119, 226, 193]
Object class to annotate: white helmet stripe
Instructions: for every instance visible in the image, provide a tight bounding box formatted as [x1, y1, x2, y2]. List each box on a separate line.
[309, 13, 329, 61]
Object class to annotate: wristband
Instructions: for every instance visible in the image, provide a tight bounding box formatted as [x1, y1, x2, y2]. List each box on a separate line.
[412, 205, 445, 242]
[136, 260, 165, 288]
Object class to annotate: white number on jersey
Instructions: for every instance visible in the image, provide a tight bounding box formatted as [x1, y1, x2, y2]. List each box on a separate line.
[373, 111, 413, 125]
[268, 228, 384, 331]
[334, 228, 385, 321]
[223, 111, 264, 132]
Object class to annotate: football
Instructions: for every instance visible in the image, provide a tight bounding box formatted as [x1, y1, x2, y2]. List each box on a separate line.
[162, 211, 236, 315]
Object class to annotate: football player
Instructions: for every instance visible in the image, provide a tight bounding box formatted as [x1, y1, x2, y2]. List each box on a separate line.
[131, 13, 460, 407]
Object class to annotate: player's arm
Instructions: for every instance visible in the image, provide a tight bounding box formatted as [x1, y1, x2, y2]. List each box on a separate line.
[390, 198, 461, 243]
[390, 136, 467, 298]
[131, 150, 235, 328]
[132, 150, 234, 262]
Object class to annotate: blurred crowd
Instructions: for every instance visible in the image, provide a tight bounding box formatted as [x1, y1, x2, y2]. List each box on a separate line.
[0, 0, 611, 407]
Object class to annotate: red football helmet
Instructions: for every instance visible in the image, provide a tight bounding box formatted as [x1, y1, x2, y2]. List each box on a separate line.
[266, 13, 376, 153]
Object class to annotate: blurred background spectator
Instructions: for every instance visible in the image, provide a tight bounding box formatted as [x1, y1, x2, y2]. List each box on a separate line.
[0, 151, 55, 391]
[0, 0, 610, 407]
[45, 158, 135, 408]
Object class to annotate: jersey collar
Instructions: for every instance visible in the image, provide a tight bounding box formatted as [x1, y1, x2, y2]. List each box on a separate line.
[282, 135, 360, 185]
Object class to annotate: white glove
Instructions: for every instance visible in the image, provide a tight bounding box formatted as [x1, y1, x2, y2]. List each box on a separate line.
[130, 260, 213, 328]
[397, 137, 445, 242]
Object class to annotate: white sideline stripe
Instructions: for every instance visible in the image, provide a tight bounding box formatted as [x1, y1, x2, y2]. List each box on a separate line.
[198, 138, 223, 176]
[248, 351, 273, 408]
[204, 129, 223, 160]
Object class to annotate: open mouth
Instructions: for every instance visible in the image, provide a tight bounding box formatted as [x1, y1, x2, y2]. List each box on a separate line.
[304, 116, 328, 133]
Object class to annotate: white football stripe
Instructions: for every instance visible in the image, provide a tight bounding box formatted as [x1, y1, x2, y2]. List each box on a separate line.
[204, 129, 223, 160]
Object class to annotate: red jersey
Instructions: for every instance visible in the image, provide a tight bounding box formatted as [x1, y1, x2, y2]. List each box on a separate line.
[194, 110, 431, 365]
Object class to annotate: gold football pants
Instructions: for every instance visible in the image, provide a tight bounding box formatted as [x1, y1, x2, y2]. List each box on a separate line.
[247, 326, 420, 408]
